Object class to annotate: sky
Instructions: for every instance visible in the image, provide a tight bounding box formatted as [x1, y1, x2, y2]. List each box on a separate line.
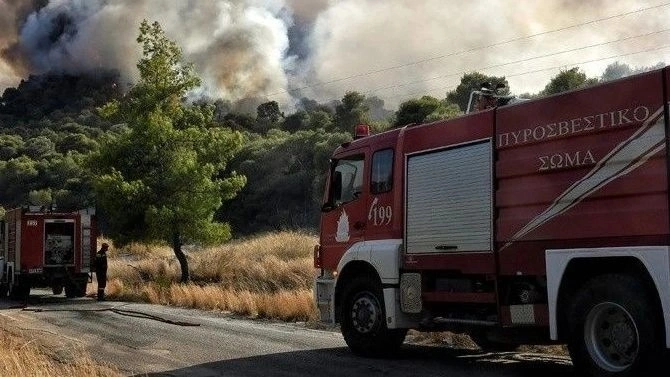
[1, 0, 669, 109]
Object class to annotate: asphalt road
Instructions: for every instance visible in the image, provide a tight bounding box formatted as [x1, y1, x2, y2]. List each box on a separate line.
[0, 289, 574, 377]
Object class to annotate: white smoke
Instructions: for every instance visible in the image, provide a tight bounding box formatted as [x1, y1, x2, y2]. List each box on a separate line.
[301, 0, 669, 106]
[1, 0, 669, 108]
[284, 0, 328, 24]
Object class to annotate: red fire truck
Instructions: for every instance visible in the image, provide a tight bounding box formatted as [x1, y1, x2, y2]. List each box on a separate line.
[0, 207, 97, 300]
[315, 68, 670, 376]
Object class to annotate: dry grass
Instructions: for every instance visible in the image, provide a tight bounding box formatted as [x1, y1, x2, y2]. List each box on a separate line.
[407, 330, 479, 349]
[0, 327, 120, 376]
[98, 232, 568, 353]
[406, 330, 568, 355]
[99, 231, 319, 321]
[518, 344, 569, 355]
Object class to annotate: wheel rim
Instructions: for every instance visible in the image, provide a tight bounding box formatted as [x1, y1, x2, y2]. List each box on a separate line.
[584, 302, 639, 372]
[350, 291, 381, 334]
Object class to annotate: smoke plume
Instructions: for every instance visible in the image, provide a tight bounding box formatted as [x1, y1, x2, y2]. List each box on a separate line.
[301, 0, 668, 105]
[1, 0, 668, 109]
[1, 0, 295, 103]
[0, 0, 47, 88]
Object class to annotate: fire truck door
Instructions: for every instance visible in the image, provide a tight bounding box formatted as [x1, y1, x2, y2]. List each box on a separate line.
[320, 149, 369, 266]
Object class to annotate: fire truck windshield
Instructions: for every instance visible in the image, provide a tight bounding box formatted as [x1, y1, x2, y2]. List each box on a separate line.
[331, 155, 364, 206]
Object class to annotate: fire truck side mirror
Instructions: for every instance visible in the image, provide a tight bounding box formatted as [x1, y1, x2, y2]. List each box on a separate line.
[322, 171, 342, 212]
[321, 202, 336, 212]
[332, 171, 342, 200]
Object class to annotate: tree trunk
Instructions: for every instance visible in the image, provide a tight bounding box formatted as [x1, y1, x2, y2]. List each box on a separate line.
[172, 231, 189, 283]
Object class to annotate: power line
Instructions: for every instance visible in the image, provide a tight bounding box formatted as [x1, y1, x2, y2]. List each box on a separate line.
[505, 46, 669, 79]
[381, 44, 670, 101]
[389, 46, 670, 100]
[304, 31, 670, 106]
[361, 27, 670, 97]
[268, 1, 670, 97]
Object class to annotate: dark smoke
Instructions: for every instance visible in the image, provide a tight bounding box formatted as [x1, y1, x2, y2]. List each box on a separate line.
[0, 0, 48, 87]
[2, 0, 298, 103]
[1, 0, 668, 109]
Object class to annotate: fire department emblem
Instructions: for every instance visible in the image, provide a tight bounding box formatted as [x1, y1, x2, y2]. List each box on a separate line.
[335, 209, 350, 242]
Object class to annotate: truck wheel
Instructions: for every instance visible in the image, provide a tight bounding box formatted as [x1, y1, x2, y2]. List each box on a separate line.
[9, 283, 29, 301]
[75, 281, 87, 297]
[567, 274, 663, 377]
[64, 284, 78, 298]
[52, 285, 63, 295]
[64, 281, 87, 298]
[1, 266, 11, 299]
[340, 276, 407, 357]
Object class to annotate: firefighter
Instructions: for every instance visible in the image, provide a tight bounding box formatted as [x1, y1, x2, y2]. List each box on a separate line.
[474, 88, 497, 111]
[95, 243, 109, 301]
[476, 93, 497, 111]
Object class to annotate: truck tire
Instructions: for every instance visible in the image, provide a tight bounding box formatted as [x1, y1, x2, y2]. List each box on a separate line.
[63, 280, 87, 298]
[340, 276, 407, 357]
[64, 283, 78, 298]
[9, 283, 29, 301]
[567, 274, 663, 377]
[75, 281, 87, 297]
[1, 266, 11, 299]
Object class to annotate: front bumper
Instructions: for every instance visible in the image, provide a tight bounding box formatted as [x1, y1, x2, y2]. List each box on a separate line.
[315, 277, 336, 323]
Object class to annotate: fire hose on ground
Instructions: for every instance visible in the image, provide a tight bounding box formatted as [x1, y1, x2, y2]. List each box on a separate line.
[20, 305, 201, 327]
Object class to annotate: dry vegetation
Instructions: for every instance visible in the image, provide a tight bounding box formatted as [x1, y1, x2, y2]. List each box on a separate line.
[93, 231, 567, 356]
[406, 330, 568, 355]
[407, 330, 478, 349]
[93, 231, 319, 322]
[0, 327, 119, 376]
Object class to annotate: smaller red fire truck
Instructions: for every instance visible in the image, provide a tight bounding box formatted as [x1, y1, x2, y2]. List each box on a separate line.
[0, 206, 97, 300]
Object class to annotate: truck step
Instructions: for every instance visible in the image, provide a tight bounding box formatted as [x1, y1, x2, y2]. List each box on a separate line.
[422, 291, 496, 303]
[421, 316, 497, 329]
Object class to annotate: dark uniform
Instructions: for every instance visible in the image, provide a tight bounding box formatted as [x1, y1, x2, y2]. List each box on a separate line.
[95, 243, 109, 301]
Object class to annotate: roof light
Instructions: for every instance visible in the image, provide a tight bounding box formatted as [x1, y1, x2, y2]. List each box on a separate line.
[354, 124, 370, 139]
